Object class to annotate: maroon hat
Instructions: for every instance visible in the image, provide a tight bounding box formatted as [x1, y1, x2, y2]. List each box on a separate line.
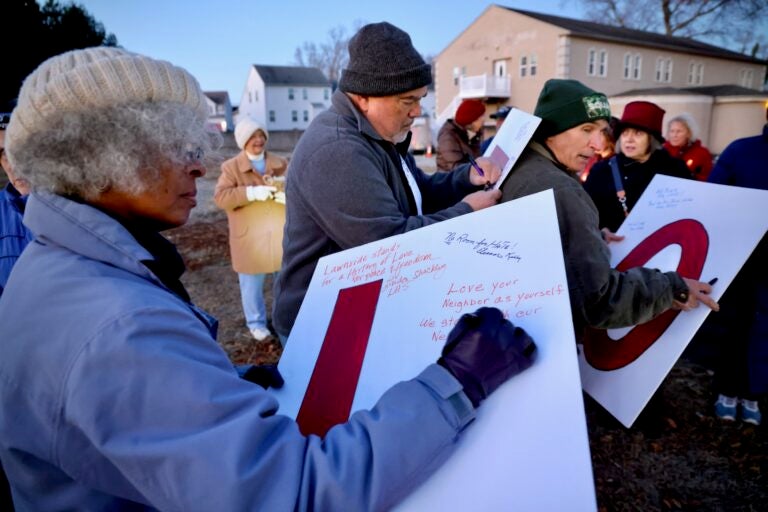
[617, 101, 665, 142]
[455, 99, 485, 126]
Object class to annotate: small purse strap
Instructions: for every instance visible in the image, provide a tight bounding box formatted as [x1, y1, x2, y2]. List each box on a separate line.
[608, 156, 629, 218]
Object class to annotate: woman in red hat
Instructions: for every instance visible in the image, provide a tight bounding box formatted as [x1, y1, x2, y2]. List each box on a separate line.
[436, 99, 485, 171]
[663, 113, 713, 181]
[583, 100, 692, 232]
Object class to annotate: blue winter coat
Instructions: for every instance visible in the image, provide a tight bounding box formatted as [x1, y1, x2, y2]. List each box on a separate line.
[0, 183, 33, 296]
[0, 192, 475, 511]
[708, 124, 768, 394]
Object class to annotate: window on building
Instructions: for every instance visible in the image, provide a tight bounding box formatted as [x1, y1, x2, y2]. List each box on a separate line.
[453, 66, 460, 86]
[302, 88, 308, 100]
[623, 53, 632, 79]
[687, 61, 704, 85]
[624, 53, 642, 80]
[324, 88, 329, 100]
[253, 90, 259, 102]
[288, 88, 295, 100]
[291, 110, 298, 122]
[303, 110, 309, 122]
[248, 92, 252, 103]
[598, 50, 608, 77]
[519, 56, 527, 77]
[655, 57, 672, 83]
[739, 68, 755, 88]
[587, 48, 607, 77]
[530, 55, 537, 76]
[269, 110, 275, 122]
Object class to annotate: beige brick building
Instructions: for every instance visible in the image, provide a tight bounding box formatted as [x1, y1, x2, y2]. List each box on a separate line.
[434, 5, 767, 153]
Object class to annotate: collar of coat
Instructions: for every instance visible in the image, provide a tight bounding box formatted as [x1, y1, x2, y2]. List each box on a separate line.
[234, 150, 279, 175]
[331, 90, 411, 156]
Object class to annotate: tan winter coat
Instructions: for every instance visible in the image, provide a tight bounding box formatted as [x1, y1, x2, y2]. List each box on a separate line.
[214, 151, 288, 274]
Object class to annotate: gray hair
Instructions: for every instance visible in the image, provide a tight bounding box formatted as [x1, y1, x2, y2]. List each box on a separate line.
[8, 101, 219, 200]
[667, 113, 699, 142]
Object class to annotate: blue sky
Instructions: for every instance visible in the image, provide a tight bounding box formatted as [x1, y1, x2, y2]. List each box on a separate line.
[75, 0, 582, 104]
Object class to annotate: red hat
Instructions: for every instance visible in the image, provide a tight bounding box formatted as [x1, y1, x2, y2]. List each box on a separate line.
[455, 99, 485, 126]
[617, 101, 665, 142]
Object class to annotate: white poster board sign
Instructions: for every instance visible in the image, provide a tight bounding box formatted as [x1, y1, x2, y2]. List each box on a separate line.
[274, 191, 596, 511]
[579, 175, 768, 427]
[482, 108, 541, 190]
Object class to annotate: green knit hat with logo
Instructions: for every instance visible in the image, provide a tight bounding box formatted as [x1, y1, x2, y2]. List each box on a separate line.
[533, 79, 611, 138]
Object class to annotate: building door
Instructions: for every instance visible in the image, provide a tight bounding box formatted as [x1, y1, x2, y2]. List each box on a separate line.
[493, 59, 508, 78]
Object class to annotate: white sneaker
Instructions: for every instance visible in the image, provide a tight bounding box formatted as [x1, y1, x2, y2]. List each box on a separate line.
[250, 327, 271, 341]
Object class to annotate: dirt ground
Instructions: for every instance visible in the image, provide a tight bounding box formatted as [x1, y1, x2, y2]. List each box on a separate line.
[166, 153, 767, 512]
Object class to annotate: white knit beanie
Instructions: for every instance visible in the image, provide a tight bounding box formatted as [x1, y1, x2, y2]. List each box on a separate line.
[6, 47, 208, 153]
[234, 118, 269, 149]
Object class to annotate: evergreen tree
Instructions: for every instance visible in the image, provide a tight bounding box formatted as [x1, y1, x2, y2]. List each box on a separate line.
[3, 0, 118, 111]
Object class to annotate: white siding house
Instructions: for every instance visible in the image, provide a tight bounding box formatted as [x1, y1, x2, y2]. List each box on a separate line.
[203, 91, 233, 132]
[237, 65, 331, 133]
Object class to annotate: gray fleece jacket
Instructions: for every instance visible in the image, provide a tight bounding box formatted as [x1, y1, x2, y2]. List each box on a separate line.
[500, 141, 687, 336]
[273, 90, 479, 337]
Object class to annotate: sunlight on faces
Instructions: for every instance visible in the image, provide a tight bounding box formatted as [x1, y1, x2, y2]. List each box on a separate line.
[359, 86, 427, 144]
[620, 128, 652, 162]
[667, 121, 690, 147]
[92, 153, 206, 231]
[245, 130, 267, 155]
[546, 119, 608, 172]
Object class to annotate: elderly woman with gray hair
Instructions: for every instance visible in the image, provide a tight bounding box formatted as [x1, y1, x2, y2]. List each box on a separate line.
[663, 112, 713, 181]
[0, 47, 537, 511]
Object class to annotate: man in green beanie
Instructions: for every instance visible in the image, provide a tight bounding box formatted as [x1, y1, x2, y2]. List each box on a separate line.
[499, 79, 718, 339]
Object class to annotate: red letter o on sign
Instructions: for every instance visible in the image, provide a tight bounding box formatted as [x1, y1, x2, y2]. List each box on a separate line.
[583, 219, 708, 371]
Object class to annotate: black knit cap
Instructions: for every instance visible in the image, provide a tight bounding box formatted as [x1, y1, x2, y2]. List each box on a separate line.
[339, 22, 432, 96]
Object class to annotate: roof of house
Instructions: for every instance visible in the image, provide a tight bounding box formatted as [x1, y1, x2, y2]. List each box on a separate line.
[204, 91, 230, 105]
[506, 7, 765, 65]
[253, 65, 329, 86]
[613, 84, 768, 97]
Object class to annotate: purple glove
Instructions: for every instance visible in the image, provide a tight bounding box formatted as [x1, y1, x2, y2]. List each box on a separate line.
[242, 364, 285, 389]
[438, 307, 536, 408]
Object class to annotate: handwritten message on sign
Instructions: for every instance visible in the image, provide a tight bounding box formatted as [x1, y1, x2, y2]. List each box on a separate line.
[274, 191, 596, 511]
[579, 175, 768, 427]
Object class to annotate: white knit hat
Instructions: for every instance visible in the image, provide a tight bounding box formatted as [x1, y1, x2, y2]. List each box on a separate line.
[234, 118, 269, 149]
[6, 47, 208, 152]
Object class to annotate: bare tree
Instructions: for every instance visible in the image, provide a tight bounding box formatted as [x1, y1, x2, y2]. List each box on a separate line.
[294, 23, 365, 87]
[572, 0, 767, 57]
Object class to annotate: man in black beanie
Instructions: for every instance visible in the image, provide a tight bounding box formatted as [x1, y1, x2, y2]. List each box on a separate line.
[273, 22, 502, 341]
[498, 78, 718, 340]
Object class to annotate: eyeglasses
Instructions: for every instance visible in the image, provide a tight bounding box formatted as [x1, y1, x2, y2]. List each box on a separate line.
[183, 147, 204, 163]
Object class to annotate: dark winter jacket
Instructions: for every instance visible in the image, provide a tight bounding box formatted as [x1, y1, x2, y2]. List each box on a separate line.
[583, 150, 691, 232]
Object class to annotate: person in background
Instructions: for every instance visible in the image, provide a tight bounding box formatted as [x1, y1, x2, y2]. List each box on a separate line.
[0, 114, 34, 298]
[215, 118, 287, 341]
[579, 116, 618, 182]
[584, 101, 691, 233]
[0, 47, 536, 511]
[273, 22, 501, 342]
[479, 105, 512, 154]
[436, 98, 486, 171]
[663, 113, 713, 181]
[705, 107, 768, 426]
[498, 80, 717, 340]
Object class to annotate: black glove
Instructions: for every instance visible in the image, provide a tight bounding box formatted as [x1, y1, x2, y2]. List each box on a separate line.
[438, 307, 536, 408]
[242, 364, 285, 389]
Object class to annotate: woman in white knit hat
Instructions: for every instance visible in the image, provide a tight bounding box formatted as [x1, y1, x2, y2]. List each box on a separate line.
[0, 46, 538, 511]
[214, 118, 287, 341]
